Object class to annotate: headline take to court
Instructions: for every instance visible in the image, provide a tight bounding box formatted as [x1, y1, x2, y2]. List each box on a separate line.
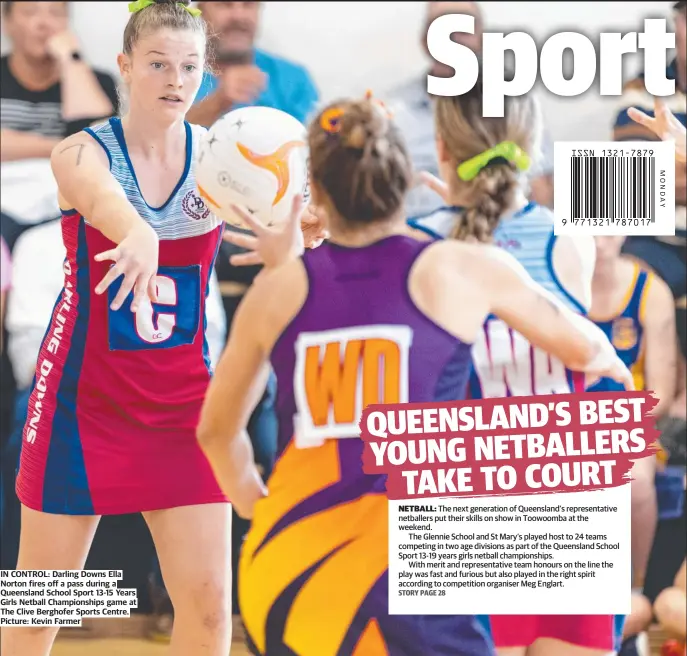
[360, 392, 660, 500]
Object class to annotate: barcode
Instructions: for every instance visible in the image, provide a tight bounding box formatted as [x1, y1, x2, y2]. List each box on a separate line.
[554, 142, 674, 237]
[571, 156, 655, 221]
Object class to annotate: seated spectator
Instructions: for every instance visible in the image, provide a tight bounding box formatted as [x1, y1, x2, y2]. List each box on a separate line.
[388, 0, 555, 218]
[1, 1, 117, 162]
[1, 0, 119, 240]
[186, 1, 319, 127]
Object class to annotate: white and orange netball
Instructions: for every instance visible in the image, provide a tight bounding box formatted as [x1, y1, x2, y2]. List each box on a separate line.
[195, 106, 310, 228]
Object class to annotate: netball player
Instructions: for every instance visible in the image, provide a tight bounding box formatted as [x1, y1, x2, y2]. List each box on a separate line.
[408, 79, 630, 655]
[198, 96, 632, 656]
[589, 236, 676, 588]
[3, 2, 233, 655]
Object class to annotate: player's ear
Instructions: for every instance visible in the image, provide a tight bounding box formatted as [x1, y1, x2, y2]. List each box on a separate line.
[117, 52, 132, 85]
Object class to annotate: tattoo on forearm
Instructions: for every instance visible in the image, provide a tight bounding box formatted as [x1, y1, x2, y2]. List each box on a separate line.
[60, 143, 85, 166]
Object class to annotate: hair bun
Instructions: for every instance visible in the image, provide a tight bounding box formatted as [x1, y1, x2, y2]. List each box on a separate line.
[340, 101, 389, 152]
[153, 0, 190, 5]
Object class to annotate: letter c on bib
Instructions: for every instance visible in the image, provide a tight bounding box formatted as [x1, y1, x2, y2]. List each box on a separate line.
[135, 276, 177, 344]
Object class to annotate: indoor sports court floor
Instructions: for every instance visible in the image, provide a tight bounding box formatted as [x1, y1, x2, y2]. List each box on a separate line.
[49, 626, 677, 655]
[50, 617, 253, 655]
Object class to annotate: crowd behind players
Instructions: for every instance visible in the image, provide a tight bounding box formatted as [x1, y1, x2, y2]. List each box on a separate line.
[0, 0, 684, 653]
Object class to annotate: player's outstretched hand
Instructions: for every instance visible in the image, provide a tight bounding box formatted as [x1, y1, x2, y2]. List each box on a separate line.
[588, 351, 636, 392]
[223, 195, 307, 268]
[94, 223, 159, 312]
[628, 99, 687, 163]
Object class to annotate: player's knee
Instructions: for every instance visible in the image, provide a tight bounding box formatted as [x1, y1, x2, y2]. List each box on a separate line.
[654, 587, 687, 636]
[183, 577, 231, 631]
[630, 457, 656, 499]
[5, 623, 59, 646]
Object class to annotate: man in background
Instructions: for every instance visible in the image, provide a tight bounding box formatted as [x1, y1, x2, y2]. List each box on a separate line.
[1, 1, 117, 167]
[389, 1, 555, 218]
[186, 1, 319, 127]
[1, 0, 118, 247]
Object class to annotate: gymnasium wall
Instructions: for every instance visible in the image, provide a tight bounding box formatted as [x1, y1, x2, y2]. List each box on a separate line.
[0, 1, 677, 141]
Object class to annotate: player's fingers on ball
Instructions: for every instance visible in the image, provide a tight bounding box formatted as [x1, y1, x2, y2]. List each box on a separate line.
[290, 194, 304, 219]
[230, 204, 265, 235]
[95, 264, 124, 295]
[94, 247, 120, 263]
[287, 196, 304, 232]
[223, 230, 257, 250]
[229, 252, 263, 267]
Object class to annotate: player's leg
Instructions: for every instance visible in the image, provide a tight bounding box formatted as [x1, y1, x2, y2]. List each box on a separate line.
[495, 649, 527, 656]
[630, 454, 658, 587]
[143, 502, 232, 656]
[654, 559, 687, 640]
[0, 505, 100, 656]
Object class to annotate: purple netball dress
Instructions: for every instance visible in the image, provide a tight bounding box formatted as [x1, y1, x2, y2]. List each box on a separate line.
[238, 235, 494, 656]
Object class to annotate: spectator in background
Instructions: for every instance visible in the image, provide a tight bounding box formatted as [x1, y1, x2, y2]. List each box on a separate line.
[1, 1, 117, 164]
[388, 0, 555, 218]
[186, 1, 319, 127]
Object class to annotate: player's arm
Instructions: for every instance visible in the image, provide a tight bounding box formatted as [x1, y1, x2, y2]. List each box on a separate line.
[197, 274, 273, 519]
[50, 132, 159, 311]
[642, 274, 678, 416]
[477, 246, 633, 388]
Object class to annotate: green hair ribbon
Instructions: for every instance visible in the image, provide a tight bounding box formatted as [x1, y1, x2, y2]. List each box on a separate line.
[128, 0, 202, 17]
[457, 141, 531, 182]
